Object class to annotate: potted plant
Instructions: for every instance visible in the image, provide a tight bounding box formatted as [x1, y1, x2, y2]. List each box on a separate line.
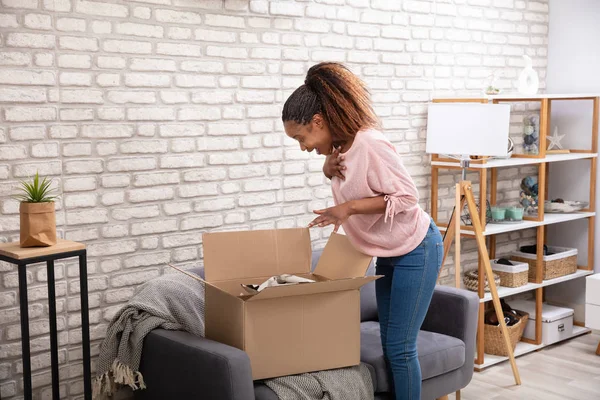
[15, 172, 57, 247]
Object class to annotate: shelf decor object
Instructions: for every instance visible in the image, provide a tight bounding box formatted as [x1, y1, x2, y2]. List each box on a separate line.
[461, 200, 492, 226]
[427, 102, 522, 385]
[547, 126, 566, 151]
[518, 56, 540, 96]
[523, 115, 540, 155]
[544, 199, 588, 213]
[520, 175, 539, 215]
[429, 93, 599, 371]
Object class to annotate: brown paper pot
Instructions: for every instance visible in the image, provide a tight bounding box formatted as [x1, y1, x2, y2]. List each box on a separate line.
[20, 202, 57, 247]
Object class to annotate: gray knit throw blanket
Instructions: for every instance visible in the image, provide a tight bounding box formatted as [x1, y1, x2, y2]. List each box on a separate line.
[92, 270, 374, 400]
[92, 272, 205, 399]
[264, 364, 374, 400]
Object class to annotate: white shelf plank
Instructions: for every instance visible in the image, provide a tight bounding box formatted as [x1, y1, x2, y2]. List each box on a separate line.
[439, 212, 595, 237]
[480, 282, 540, 303]
[479, 269, 594, 303]
[475, 341, 543, 369]
[433, 93, 600, 100]
[431, 153, 598, 169]
[483, 212, 595, 236]
[474, 326, 591, 369]
[570, 325, 592, 337]
[540, 269, 595, 288]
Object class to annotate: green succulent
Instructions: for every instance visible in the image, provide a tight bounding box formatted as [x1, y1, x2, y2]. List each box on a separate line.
[15, 172, 57, 203]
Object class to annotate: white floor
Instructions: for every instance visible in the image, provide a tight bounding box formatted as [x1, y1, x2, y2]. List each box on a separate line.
[451, 333, 600, 400]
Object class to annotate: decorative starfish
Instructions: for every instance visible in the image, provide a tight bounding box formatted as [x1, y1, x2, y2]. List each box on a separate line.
[546, 126, 565, 150]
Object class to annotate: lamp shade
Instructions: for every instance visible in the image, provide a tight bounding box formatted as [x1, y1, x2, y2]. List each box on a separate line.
[425, 103, 511, 157]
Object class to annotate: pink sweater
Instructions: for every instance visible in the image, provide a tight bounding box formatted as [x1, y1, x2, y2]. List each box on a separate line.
[331, 129, 431, 258]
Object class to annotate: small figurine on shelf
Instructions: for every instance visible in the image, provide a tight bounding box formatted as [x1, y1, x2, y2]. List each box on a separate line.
[519, 176, 538, 215]
[517, 55, 540, 95]
[547, 126, 566, 151]
[522, 115, 540, 155]
[461, 200, 492, 226]
[483, 69, 501, 95]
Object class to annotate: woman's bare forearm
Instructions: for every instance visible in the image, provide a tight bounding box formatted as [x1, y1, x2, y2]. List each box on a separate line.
[347, 196, 387, 216]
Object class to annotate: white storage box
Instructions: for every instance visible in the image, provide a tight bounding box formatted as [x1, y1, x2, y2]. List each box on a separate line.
[585, 274, 600, 306]
[585, 304, 600, 330]
[491, 259, 529, 288]
[585, 274, 600, 330]
[509, 299, 574, 345]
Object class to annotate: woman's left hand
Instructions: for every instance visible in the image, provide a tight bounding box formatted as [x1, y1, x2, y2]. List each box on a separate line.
[308, 203, 352, 232]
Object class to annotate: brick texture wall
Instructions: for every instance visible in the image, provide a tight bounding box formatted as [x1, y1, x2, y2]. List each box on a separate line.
[0, 0, 549, 398]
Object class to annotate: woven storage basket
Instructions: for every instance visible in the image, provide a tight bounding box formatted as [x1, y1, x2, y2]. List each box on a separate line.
[484, 312, 529, 356]
[511, 246, 577, 281]
[491, 259, 529, 288]
[463, 270, 501, 292]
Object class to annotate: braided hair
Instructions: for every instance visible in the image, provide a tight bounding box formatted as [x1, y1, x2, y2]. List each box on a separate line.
[282, 62, 380, 146]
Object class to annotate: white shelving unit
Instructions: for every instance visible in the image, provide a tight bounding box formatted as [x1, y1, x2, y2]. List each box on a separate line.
[431, 94, 599, 371]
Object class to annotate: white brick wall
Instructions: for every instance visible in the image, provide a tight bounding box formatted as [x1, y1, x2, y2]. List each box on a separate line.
[0, 0, 549, 398]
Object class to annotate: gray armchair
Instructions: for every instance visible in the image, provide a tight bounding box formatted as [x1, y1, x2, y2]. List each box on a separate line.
[136, 252, 479, 400]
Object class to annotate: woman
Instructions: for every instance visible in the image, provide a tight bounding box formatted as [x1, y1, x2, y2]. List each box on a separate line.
[282, 62, 443, 400]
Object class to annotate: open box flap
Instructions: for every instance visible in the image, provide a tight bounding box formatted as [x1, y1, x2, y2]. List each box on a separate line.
[167, 263, 239, 298]
[246, 276, 379, 302]
[203, 228, 312, 282]
[314, 232, 373, 279]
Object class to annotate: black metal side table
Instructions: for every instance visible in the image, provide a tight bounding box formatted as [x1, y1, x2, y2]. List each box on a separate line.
[0, 239, 91, 400]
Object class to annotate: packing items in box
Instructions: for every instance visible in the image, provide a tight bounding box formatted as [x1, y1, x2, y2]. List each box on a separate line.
[511, 245, 577, 281]
[491, 258, 529, 288]
[242, 274, 316, 294]
[201, 228, 378, 380]
[509, 299, 574, 345]
[483, 299, 528, 356]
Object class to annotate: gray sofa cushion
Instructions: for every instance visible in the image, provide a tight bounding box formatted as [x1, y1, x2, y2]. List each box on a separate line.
[360, 321, 466, 393]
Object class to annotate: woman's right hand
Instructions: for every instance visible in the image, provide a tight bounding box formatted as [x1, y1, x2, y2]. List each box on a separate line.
[323, 146, 345, 180]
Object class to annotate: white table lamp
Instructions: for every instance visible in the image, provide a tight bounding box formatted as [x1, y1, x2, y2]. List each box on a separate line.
[426, 103, 511, 179]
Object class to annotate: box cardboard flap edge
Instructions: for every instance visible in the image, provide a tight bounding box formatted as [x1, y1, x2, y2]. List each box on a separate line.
[246, 275, 379, 301]
[314, 232, 374, 279]
[167, 262, 243, 299]
[203, 228, 312, 282]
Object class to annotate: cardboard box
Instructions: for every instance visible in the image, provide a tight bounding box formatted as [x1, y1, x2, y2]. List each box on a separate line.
[202, 228, 378, 380]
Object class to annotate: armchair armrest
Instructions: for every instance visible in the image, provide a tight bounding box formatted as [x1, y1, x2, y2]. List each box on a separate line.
[135, 329, 255, 400]
[422, 285, 479, 370]
[420, 287, 479, 400]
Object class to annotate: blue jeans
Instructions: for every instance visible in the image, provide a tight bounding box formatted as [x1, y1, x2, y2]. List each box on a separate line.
[375, 220, 443, 400]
